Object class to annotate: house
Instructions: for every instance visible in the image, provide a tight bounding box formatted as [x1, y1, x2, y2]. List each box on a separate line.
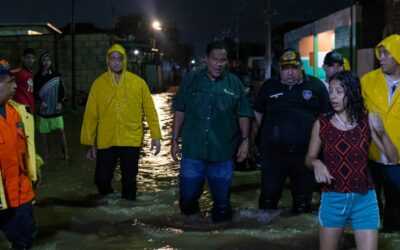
[283, 0, 390, 78]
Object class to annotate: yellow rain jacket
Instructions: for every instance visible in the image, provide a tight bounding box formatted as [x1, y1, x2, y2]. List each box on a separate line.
[0, 100, 38, 210]
[80, 44, 161, 149]
[361, 34, 400, 162]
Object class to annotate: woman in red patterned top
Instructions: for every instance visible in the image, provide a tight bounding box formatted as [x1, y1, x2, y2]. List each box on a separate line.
[305, 71, 398, 250]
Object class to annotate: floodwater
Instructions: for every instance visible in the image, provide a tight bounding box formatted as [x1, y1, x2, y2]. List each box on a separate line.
[1, 87, 400, 249]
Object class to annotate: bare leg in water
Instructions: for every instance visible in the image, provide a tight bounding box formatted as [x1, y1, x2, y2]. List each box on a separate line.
[59, 128, 69, 160]
[40, 133, 50, 160]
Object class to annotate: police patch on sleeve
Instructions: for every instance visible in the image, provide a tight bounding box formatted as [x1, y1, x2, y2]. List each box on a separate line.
[302, 90, 312, 100]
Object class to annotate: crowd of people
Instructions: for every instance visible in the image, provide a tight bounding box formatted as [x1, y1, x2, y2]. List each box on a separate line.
[1, 34, 400, 249]
[170, 35, 400, 250]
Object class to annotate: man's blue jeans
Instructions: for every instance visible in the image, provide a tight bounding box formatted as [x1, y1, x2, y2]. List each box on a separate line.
[179, 157, 234, 222]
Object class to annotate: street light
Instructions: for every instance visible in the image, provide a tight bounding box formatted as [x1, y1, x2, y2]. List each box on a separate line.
[151, 20, 162, 90]
[151, 20, 162, 57]
[152, 20, 162, 31]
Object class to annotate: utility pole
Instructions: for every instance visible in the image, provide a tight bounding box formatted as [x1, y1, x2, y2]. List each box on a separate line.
[264, 0, 272, 80]
[236, 14, 239, 70]
[71, 0, 76, 109]
[110, 0, 115, 27]
[234, 1, 248, 73]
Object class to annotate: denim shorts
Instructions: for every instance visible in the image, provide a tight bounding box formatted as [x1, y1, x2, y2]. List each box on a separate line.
[318, 190, 380, 230]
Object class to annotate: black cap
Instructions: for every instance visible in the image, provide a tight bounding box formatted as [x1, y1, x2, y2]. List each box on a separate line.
[279, 48, 302, 67]
[324, 51, 344, 65]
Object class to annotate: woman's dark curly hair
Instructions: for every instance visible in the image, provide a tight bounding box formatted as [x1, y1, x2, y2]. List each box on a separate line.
[328, 70, 366, 123]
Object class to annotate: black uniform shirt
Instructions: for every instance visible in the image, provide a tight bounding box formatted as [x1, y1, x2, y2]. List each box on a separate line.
[254, 74, 329, 150]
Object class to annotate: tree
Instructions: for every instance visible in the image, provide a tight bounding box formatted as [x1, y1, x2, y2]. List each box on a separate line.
[113, 14, 193, 66]
[114, 14, 149, 43]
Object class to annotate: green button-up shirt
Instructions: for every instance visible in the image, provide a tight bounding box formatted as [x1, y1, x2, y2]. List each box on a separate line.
[173, 69, 252, 161]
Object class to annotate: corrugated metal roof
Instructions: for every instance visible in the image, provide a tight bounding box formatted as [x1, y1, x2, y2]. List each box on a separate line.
[0, 23, 62, 36]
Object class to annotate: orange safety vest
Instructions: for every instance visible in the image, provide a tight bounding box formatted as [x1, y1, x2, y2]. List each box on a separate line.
[0, 101, 35, 208]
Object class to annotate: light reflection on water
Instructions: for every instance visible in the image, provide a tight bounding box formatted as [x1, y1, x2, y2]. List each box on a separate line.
[1, 87, 400, 249]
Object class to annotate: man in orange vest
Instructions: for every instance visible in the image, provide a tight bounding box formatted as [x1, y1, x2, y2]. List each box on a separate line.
[0, 59, 37, 249]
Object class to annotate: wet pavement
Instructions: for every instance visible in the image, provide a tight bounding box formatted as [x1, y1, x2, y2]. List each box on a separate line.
[1, 87, 400, 249]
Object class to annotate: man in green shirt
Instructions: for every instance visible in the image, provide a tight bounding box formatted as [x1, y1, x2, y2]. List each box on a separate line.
[171, 41, 252, 222]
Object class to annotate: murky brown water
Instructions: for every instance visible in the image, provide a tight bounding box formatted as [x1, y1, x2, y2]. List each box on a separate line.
[1, 87, 400, 249]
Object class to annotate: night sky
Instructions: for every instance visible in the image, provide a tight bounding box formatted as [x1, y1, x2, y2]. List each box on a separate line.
[1, 0, 350, 56]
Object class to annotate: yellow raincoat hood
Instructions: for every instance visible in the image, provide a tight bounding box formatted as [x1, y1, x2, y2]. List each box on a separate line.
[107, 44, 127, 72]
[375, 34, 400, 64]
[106, 44, 128, 86]
[80, 44, 161, 149]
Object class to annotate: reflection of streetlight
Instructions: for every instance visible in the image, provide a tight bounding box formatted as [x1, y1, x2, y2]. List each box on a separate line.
[152, 20, 162, 31]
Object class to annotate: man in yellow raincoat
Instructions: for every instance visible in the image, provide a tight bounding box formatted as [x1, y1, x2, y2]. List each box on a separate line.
[361, 34, 400, 232]
[81, 44, 161, 200]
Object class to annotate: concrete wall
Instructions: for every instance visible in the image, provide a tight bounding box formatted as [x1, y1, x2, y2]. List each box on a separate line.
[0, 32, 173, 106]
[0, 35, 56, 66]
[59, 33, 111, 98]
[0, 33, 111, 103]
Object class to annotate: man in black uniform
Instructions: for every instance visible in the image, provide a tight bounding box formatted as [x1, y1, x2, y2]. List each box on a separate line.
[253, 48, 329, 214]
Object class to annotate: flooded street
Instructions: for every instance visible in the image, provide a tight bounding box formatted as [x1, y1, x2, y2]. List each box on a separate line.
[1, 87, 400, 249]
